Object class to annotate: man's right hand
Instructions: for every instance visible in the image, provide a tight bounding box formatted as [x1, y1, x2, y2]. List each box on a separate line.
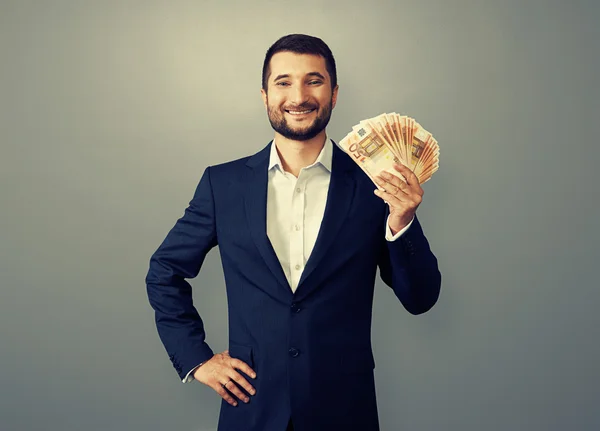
[193, 350, 257, 406]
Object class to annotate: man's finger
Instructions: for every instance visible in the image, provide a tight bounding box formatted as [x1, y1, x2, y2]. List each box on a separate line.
[392, 175, 409, 194]
[214, 382, 238, 406]
[378, 170, 408, 187]
[392, 163, 418, 186]
[374, 175, 408, 197]
[230, 358, 257, 379]
[229, 370, 256, 396]
[223, 377, 250, 403]
[374, 188, 406, 206]
[232, 375, 256, 399]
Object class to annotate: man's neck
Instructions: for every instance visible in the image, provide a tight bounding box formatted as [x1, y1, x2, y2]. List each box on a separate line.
[274, 131, 327, 178]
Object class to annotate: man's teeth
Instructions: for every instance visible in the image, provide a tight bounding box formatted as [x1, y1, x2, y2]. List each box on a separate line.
[287, 109, 314, 115]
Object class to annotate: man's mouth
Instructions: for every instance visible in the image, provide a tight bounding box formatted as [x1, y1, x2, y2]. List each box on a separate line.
[285, 108, 316, 116]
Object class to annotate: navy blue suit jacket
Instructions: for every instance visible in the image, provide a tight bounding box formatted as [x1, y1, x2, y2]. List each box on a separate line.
[145, 141, 441, 431]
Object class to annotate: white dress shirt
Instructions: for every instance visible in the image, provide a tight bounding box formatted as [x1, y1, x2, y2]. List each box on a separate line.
[182, 138, 413, 383]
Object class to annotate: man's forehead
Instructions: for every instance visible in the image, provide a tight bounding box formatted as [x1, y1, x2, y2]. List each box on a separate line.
[268, 52, 328, 78]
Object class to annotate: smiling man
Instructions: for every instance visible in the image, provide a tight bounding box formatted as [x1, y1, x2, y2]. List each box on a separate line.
[145, 34, 441, 431]
[263, 52, 335, 144]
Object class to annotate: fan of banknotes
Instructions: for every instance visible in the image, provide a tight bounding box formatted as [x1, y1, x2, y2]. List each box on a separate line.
[338, 113, 439, 185]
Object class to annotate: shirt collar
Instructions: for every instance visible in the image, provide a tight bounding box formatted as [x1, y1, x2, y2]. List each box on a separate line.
[268, 137, 333, 173]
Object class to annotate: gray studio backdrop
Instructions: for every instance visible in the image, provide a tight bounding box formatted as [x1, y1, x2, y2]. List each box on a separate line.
[1, 1, 599, 430]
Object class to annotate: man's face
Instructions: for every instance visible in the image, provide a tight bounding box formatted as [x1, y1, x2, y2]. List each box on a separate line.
[261, 52, 338, 141]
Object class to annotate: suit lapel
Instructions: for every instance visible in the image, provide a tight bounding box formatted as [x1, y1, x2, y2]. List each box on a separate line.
[295, 143, 356, 297]
[244, 142, 291, 293]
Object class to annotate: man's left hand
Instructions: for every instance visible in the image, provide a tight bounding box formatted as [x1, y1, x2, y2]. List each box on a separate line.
[373, 163, 424, 235]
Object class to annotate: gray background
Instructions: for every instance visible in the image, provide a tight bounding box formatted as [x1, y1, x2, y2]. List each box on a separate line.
[1, 0, 599, 430]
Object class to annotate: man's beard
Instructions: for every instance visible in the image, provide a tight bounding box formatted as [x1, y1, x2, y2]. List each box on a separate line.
[267, 100, 333, 141]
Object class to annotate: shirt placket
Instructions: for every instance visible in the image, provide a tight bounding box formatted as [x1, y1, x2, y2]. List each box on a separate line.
[289, 173, 306, 292]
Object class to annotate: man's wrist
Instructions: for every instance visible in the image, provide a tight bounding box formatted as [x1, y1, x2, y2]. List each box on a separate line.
[386, 215, 414, 241]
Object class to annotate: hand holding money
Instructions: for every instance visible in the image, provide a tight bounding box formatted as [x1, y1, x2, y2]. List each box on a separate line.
[338, 112, 439, 232]
[374, 163, 423, 234]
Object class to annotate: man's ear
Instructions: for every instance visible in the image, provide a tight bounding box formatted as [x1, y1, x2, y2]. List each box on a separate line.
[260, 88, 268, 109]
[331, 85, 339, 109]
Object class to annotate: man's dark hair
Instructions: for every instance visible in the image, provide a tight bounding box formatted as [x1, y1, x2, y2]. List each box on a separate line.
[261, 34, 337, 92]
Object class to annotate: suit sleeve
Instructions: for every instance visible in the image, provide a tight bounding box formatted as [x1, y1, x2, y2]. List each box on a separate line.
[145, 167, 218, 380]
[377, 212, 441, 315]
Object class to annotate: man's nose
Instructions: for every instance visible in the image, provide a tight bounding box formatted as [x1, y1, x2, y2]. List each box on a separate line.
[289, 85, 309, 106]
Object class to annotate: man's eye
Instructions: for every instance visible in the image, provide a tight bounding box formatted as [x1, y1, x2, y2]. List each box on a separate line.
[276, 82, 290, 86]
[309, 80, 322, 85]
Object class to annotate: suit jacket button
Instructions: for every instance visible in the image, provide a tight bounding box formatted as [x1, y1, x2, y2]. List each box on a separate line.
[290, 302, 301, 313]
[288, 347, 300, 358]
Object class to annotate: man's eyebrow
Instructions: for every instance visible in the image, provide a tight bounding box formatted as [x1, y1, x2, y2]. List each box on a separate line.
[273, 72, 327, 81]
[306, 72, 326, 80]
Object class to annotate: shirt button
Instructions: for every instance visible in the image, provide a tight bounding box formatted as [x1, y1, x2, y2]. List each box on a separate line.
[294, 224, 300, 231]
[295, 264, 301, 270]
[288, 347, 300, 357]
[296, 187, 301, 193]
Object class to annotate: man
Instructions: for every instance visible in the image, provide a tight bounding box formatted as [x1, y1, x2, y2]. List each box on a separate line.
[145, 34, 441, 431]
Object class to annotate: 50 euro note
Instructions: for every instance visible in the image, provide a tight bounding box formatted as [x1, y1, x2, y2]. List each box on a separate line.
[407, 124, 432, 169]
[338, 128, 407, 188]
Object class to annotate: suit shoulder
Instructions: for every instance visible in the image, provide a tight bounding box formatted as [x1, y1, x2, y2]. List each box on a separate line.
[208, 155, 252, 178]
[206, 142, 270, 181]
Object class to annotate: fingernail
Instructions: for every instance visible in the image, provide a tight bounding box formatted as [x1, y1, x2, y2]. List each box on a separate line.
[233, 402, 237, 406]
[245, 397, 249, 403]
[252, 373, 256, 378]
[251, 389, 256, 395]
